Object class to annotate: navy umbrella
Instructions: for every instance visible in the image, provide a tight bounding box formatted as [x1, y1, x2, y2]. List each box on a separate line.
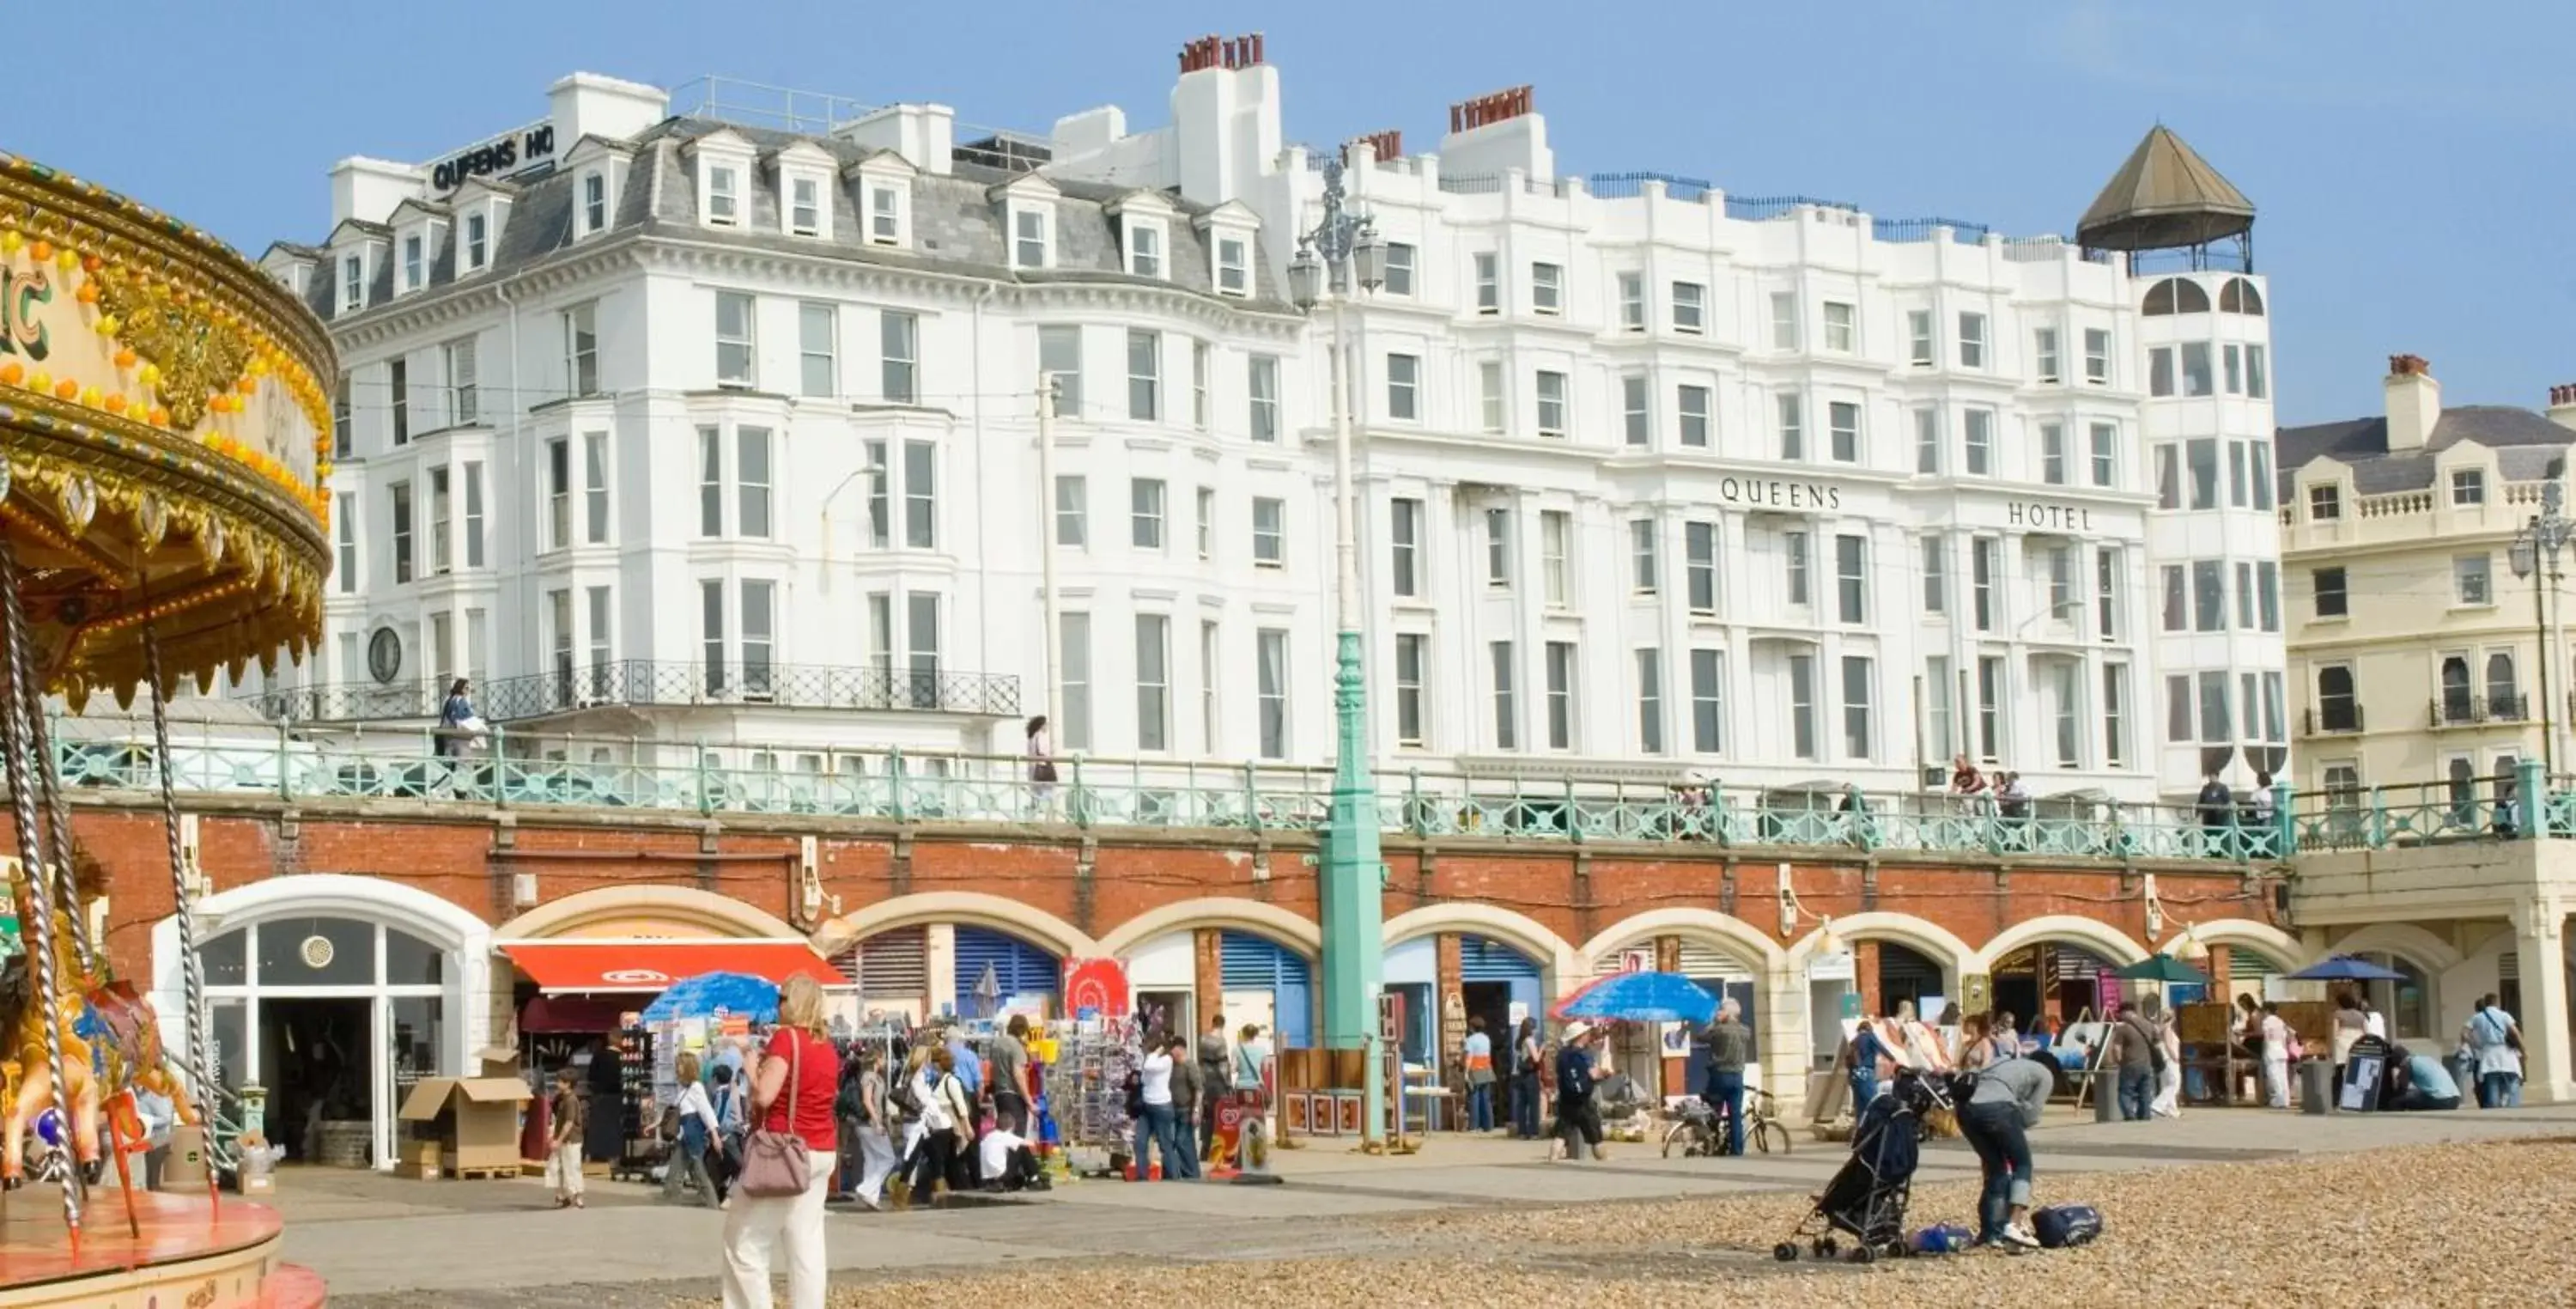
[2284, 954, 2409, 983]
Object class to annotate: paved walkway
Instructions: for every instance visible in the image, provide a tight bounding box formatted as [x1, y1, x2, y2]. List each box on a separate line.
[309, 1104, 2576, 1306]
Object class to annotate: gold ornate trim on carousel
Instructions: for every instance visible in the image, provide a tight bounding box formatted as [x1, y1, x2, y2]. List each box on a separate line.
[0, 154, 332, 703]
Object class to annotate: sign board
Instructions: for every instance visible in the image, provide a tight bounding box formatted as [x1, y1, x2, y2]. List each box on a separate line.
[1619, 948, 1654, 974]
[2339, 1036, 2389, 1112]
[1062, 958, 1131, 1018]
[1807, 949, 1856, 983]
[1377, 991, 1404, 1046]
[430, 124, 558, 193]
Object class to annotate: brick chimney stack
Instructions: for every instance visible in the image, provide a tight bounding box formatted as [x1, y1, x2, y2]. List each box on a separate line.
[2384, 354, 2440, 452]
[2548, 382, 2576, 432]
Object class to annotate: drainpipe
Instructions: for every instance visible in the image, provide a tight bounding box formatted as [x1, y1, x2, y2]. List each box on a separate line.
[969, 283, 997, 746]
[497, 281, 522, 687]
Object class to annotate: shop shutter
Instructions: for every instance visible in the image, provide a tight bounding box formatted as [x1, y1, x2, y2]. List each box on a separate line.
[953, 927, 1061, 1001]
[2228, 947, 2280, 980]
[2499, 951, 2518, 982]
[1218, 931, 1313, 1049]
[1460, 936, 1540, 982]
[1675, 941, 1751, 981]
[854, 926, 927, 1005]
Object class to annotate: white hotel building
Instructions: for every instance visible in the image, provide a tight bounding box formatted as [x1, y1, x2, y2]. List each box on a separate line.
[253, 47, 2287, 807]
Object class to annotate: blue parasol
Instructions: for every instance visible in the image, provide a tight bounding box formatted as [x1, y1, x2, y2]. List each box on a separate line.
[639, 971, 781, 1024]
[1551, 971, 1717, 1026]
[2284, 954, 2409, 983]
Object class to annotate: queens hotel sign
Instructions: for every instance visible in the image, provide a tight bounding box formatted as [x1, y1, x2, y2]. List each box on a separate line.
[430, 123, 556, 192]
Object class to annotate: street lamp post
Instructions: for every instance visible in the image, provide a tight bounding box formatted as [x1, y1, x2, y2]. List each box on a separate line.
[2510, 482, 2575, 776]
[1287, 157, 1389, 1143]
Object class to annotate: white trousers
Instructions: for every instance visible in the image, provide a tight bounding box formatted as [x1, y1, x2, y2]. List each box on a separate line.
[720, 1148, 835, 1309]
[2262, 1056, 2290, 1108]
[546, 1141, 585, 1198]
[2150, 1064, 2182, 1118]
[854, 1127, 899, 1205]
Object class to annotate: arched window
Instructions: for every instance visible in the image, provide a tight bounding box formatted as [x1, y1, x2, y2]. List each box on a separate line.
[2439, 655, 2472, 722]
[2141, 277, 2211, 315]
[2219, 277, 2266, 315]
[2358, 952, 2432, 1039]
[2485, 651, 2518, 715]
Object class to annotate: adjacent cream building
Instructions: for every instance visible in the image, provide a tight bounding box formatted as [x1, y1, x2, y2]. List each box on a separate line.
[2280, 357, 2576, 806]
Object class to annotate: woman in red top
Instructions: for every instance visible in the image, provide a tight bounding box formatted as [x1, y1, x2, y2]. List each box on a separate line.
[720, 974, 836, 1309]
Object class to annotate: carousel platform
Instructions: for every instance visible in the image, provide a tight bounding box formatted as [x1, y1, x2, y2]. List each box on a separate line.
[0, 1190, 318, 1308]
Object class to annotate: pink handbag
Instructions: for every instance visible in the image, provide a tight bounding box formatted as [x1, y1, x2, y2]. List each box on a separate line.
[734, 1032, 812, 1198]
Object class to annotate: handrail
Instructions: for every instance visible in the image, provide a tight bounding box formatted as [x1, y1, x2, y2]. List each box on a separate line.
[239, 661, 1024, 724]
[41, 719, 2348, 862]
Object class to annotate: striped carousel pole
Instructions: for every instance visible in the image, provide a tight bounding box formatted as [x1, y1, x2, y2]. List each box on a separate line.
[143, 627, 218, 1207]
[15, 671, 94, 976]
[0, 537, 83, 1239]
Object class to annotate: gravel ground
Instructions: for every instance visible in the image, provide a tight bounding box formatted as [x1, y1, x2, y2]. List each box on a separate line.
[660, 1136, 2576, 1308]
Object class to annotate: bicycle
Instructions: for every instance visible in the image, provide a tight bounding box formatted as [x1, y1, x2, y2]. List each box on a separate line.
[1661, 1087, 1792, 1157]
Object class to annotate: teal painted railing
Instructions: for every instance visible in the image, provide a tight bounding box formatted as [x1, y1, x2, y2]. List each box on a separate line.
[40, 721, 2417, 862]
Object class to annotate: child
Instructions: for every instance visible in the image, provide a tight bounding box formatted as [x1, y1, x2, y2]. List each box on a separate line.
[707, 1063, 746, 1202]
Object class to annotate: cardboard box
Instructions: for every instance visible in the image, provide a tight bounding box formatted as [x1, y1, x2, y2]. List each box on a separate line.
[398, 1076, 532, 1176]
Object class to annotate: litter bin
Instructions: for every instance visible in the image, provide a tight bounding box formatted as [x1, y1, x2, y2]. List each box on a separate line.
[2093, 1073, 2119, 1122]
[2300, 1058, 2336, 1115]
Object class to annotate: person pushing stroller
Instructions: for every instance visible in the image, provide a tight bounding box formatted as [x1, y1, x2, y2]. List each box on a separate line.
[1957, 1049, 2051, 1249]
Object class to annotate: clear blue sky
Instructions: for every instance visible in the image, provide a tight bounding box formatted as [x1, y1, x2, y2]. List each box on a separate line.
[24, 1, 2568, 424]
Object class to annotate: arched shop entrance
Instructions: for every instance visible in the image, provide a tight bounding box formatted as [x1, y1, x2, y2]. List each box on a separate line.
[1591, 937, 1763, 1099]
[2353, 951, 2438, 1043]
[1220, 931, 1314, 1050]
[1382, 935, 1545, 1076]
[1877, 941, 1948, 1018]
[1118, 930, 1199, 1038]
[159, 874, 491, 1172]
[1990, 942, 2124, 1027]
[954, 927, 1060, 1022]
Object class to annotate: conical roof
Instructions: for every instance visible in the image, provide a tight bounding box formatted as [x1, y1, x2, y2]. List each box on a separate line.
[2076, 125, 2254, 252]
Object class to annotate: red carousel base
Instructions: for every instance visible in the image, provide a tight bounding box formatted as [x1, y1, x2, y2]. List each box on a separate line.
[0, 1189, 317, 1307]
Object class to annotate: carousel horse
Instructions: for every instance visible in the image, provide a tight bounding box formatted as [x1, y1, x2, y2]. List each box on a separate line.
[0, 973, 100, 1189]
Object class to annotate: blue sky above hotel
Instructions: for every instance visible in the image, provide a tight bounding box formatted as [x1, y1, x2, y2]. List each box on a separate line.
[24, 0, 2570, 423]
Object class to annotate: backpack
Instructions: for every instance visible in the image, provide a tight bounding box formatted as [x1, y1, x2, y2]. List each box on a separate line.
[835, 1073, 869, 1125]
[890, 1072, 924, 1117]
[2033, 1204, 2104, 1249]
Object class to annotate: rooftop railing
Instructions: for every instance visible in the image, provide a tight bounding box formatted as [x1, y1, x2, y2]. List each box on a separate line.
[1586, 172, 1714, 201]
[240, 661, 1023, 725]
[47, 725, 2334, 862]
[1870, 216, 1990, 245]
[1722, 194, 1859, 222]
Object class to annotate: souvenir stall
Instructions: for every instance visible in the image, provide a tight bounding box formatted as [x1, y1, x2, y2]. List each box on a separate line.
[1554, 972, 1718, 1142]
[0, 149, 338, 1303]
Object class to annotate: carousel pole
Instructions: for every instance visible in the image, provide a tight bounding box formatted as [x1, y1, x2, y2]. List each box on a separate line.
[0, 537, 84, 1242]
[15, 670, 95, 975]
[142, 626, 218, 1210]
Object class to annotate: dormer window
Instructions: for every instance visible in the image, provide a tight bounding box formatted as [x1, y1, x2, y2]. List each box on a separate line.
[1012, 207, 1050, 269]
[400, 234, 423, 294]
[582, 172, 608, 234]
[1129, 222, 1164, 279]
[1216, 238, 1249, 296]
[789, 177, 823, 237]
[867, 185, 904, 246]
[707, 165, 740, 225]
[341, 253, 364, 312]
[464, 212, 489, 271]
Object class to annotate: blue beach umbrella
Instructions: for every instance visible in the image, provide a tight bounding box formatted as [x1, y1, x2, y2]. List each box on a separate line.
[1551, 971, 1718, 1026]
[639, 971, 781, 1024]
[2284, 954, 2409, 983]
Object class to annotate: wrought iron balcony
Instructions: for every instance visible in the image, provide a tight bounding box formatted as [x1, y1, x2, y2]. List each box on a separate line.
[2301, 704, 2365, 736]
[241, 661, 1020, 724]
[2429, 693, 2529, 728]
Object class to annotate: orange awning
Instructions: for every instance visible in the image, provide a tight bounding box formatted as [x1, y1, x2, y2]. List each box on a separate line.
[499, 941, 842, 994]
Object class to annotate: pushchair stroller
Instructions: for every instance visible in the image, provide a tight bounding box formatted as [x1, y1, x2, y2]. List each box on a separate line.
[1774, 1069, 1950, 1264]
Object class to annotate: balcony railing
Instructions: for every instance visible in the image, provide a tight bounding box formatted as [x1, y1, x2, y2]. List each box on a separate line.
[2301, 705, 2366, 736]
[241, 662, 1022, 724]
[2430, 693, 2529, 728]
[2291, 775, 2556, 850]
[49, 724, 2322, 862]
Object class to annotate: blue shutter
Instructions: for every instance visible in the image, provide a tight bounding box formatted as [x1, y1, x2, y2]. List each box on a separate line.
[1219, 931, 1314, 1048]
[1459, 936, 1540, 982]
[953, 927, 1060, 1003]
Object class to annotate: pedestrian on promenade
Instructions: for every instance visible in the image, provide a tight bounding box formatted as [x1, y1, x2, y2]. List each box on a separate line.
[830, 1045, 866, 1202]
[2108, 997, 2160, 1122]
[850, 1044, 899, 1210]
[663, 1050, 723, 1208]
[1133, 1035, 1179, 1180]
[1510, 1016, 1544, 1140]
[1844, 1013, 1884, 1114]
[2330, 991, 2367, 1085]
[1551, 1022, 1607, 1162]
[1461, 1016, 1497, 1134]
[720, 974, 838, 1309]
[1958, 1053, 2050, 1249]
[990, 1014, 1034, 1136]
[1196, 1016, 1230, 1161]
[1701, 1000, 1750, 1155]
[2464, 995, 2524, 1108]
[1163, 1034, 1202, 1178]
[546, 1067, 586, 1210]
[2150, 1003, 2184, 1119]
[1025, 715, 1057, 816]
[2258, 1002, 2293, 1108]
[889, 1045, 933, 1207]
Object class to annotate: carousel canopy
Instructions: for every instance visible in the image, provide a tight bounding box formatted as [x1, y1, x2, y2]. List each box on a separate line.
[0, 153, 334, 703]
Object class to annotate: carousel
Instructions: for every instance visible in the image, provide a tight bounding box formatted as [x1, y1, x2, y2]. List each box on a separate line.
[0, 152, 331, 1306]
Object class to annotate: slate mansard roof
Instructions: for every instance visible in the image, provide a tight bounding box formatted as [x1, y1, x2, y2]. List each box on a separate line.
[291, 114, 1293, 326]
[2275, 405, 2573, 500]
